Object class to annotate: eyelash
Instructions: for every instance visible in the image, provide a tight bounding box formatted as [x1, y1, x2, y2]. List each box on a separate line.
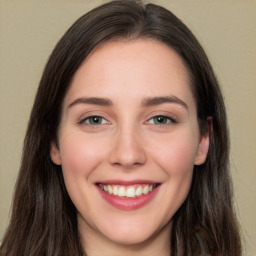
[146, 115, 177, 127]
[78, 115, 177, 127]
[78, 115, 110, 126]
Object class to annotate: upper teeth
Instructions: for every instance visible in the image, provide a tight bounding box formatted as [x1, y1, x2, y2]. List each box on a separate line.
[99, 184, 156, 198]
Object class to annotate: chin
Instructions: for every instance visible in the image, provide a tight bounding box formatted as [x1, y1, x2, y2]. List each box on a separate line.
[99, 218, 169, 246]
[106, 231, 154, 246]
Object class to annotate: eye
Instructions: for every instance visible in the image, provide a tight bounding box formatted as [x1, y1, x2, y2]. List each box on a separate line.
[147, 115, 176, 125]
[82, 115, 108, 125]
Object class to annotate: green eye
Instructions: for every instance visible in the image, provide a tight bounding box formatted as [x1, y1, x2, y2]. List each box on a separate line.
[84, 116, 107, 125]
[148, 115, 175, 125]
[153, 116, 169, 124]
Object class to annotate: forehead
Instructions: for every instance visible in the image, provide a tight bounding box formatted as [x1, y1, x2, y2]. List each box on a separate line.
[64, 39, 195, 109]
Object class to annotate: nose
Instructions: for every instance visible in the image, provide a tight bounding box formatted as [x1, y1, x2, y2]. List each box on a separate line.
[109, 126, 147, 169]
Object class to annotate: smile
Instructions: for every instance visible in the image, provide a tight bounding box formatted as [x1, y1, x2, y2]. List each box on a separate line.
[96, 182, 160, 210]
[98, 184, 158, 198]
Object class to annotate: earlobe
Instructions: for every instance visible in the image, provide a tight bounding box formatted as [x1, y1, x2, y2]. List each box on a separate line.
[194, 134, 210, 165]
[50, 141, 62, 165]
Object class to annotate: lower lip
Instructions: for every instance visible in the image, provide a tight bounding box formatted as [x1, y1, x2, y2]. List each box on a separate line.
[96, 185, 160, 211]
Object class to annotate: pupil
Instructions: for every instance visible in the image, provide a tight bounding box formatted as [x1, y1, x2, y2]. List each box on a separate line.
[92, 116, 100, 124]
[157, 116, 164, 123]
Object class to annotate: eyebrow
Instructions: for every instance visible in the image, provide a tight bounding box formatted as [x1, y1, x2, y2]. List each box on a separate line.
[68, 95, 188, 110]
[141, 96, 188, 109]
[68, 97, 113, 108]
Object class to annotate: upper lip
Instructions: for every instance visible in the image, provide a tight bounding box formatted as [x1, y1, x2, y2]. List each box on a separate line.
[95, 180, 160, 185]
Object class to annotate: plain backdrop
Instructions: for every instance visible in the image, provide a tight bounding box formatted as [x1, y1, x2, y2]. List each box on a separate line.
[0, 0, 255, 255]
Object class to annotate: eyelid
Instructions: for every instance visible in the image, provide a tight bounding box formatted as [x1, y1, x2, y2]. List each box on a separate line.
[145, 112, 178, 124]
[87, 116, 108, 125]
[146, 116, 176, 125]
[78, 115, 111, 126]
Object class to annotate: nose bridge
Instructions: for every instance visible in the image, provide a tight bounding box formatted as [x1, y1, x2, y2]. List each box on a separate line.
[109, 121, 146, 168]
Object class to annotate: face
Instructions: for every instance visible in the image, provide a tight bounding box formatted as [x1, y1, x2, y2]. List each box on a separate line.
[51, 39, 209, 249]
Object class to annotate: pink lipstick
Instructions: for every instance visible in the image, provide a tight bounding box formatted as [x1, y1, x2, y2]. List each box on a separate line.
[95, 181, 160, 210]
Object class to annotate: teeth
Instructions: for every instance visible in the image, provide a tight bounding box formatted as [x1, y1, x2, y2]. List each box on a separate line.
[113, 186, 118, 195]
[143, 186, 149, 194]
[99, 184, 157, 198]
[118, 187, 126, 197]
[126, 187, 135, 197]
[135, 186, 142, 196]
[107, 185, 113, 194]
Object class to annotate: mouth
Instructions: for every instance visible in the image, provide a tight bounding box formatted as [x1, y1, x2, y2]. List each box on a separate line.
[95, 181, 160, 210]
[97, 183, 159, 198]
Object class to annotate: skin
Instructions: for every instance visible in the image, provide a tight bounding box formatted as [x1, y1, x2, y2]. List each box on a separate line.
[51, 39, 209, 256]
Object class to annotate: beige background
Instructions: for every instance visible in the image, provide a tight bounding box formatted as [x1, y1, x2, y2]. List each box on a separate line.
[0, 0, 255, 255]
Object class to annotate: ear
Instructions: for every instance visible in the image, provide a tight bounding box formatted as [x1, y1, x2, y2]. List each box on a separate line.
[50, 141, 62, 165]
[194, 133, 210, 165]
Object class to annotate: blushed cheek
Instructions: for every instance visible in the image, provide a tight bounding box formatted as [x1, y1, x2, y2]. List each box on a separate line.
[152, 137, 197, 176]
[59, 136, 105, 211]
[59, 135, 105, 179]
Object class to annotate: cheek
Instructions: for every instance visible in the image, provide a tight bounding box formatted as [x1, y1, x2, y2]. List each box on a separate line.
[157, 139, 196, 192]
[149, 130, 198, 176]
[58, 132, 107, 189]
[58, 132, 109, 221]
[150, 133, 197, 220]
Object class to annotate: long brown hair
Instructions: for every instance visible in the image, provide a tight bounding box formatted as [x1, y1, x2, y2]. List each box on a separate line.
[0, 1, 241, 255]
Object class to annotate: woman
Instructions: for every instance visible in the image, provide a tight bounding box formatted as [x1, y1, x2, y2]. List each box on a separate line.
[0, 0, 241, 255]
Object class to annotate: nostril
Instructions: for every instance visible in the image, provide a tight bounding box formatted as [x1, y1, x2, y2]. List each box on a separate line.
[112, 161, 144, 169]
